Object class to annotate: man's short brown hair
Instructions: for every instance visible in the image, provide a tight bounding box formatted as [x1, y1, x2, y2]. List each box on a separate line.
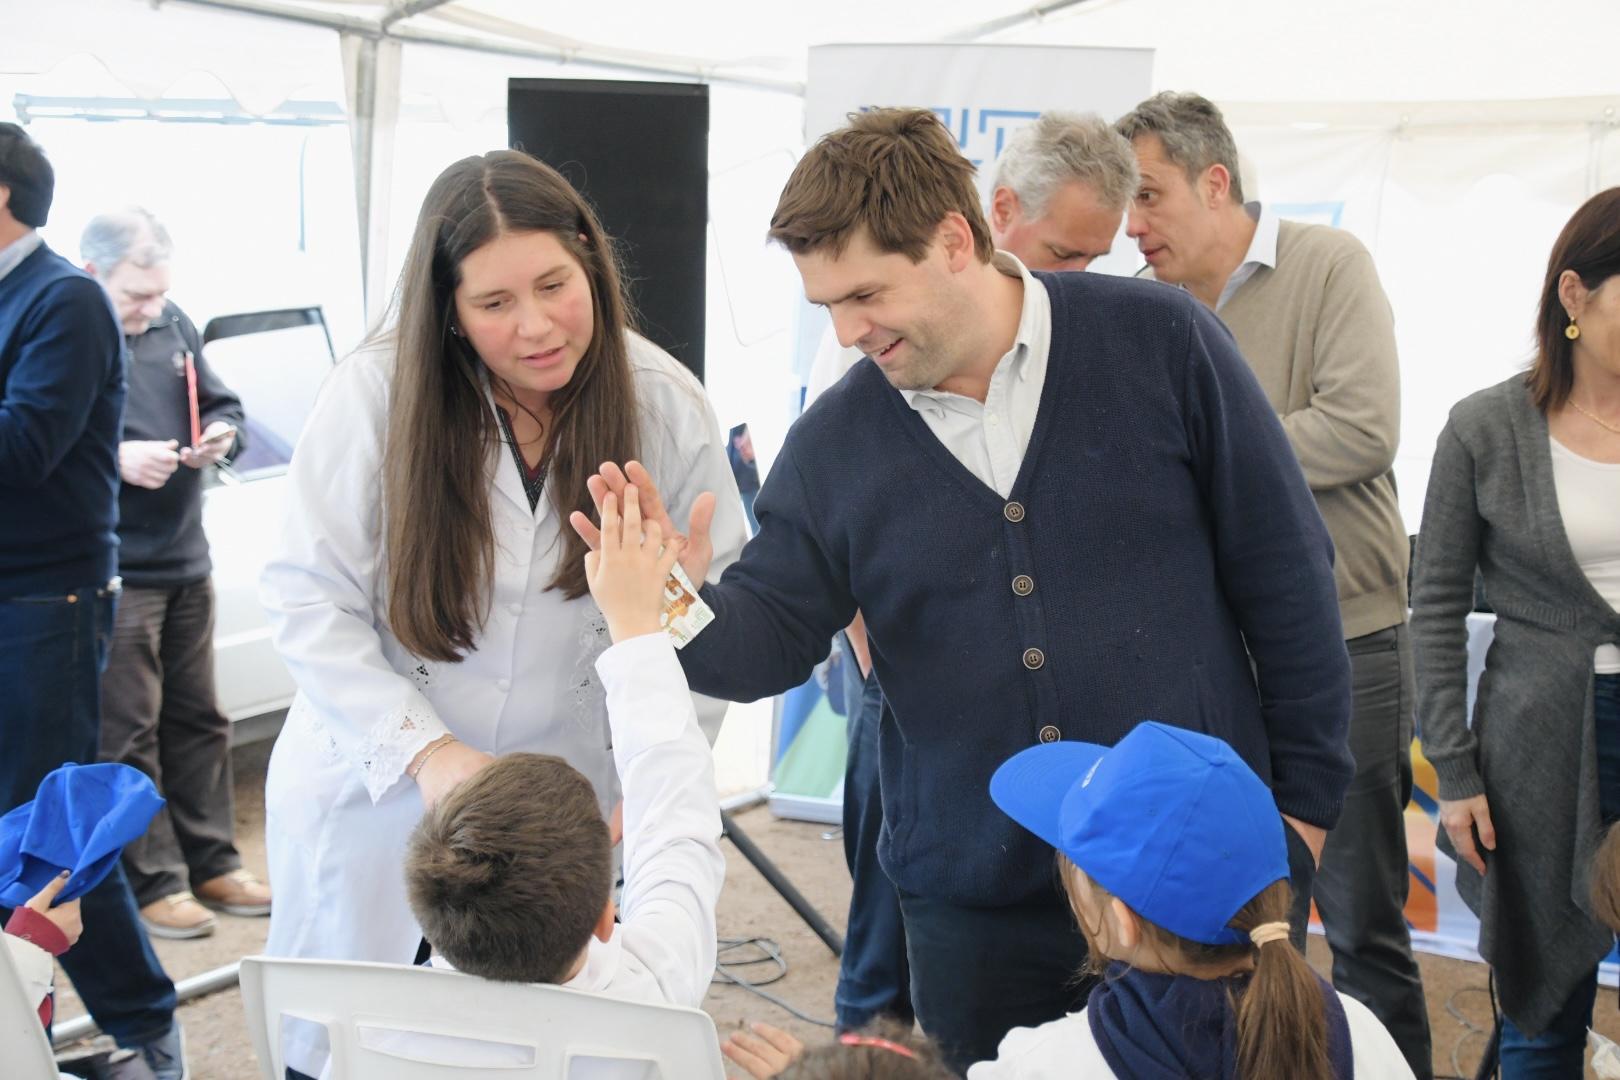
[768, 108, 994, 263]
[405, 753, 612, 983]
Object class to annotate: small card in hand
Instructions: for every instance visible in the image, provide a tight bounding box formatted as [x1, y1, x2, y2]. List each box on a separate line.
[661, 562, 713, 649]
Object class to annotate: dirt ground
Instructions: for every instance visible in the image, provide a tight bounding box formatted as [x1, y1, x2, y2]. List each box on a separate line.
[50, 739, 1620, 1079]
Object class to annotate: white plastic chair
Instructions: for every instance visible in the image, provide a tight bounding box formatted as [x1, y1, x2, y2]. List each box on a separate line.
[239, 955, 726, 1079]
[1, 937, 62, 1079]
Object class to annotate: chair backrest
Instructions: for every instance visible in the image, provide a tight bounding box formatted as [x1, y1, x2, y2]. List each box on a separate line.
[0, 938, 63, 1079]
[239, 955, 726, 1080]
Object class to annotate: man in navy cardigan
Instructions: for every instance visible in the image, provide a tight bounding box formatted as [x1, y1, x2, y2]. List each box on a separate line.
[0, 123, 184, 1079]
[575, 109, 1353, 1071]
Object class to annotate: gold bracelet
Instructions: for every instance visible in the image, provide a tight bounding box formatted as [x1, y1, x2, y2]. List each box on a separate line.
[408, 735, 457, 780]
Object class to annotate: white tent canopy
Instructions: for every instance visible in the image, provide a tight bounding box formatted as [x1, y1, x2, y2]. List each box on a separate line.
[11, 0, 1620, 105]
[5, 0, 1618, 520]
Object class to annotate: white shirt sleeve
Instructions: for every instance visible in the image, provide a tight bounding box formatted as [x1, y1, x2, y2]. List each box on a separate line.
[3, 934, 53, 1012]
[259, 349, 448, 804]
[1342, 992, 1417, 1078]
[594, 632, 725, 1008]
[966, 1012, 1107, 1080]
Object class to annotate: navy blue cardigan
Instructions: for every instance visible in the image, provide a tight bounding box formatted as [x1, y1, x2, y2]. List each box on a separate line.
[0, 243, 125, 599]
[679, 272, 1353, 905]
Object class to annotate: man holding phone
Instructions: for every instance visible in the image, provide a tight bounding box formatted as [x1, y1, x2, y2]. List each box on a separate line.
[82, 207, 270, 940]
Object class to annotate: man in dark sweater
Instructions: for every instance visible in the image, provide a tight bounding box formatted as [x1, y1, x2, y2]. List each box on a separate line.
[0, 124, 185, 1080]
[80, 208, 270, 941]
[574, 109, 1354, 1071]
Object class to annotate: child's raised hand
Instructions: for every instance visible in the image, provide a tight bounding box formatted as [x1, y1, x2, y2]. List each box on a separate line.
[25, 871, 83, 948]
[722, 1021, 804, 1078]
[584, 485, 680, 644]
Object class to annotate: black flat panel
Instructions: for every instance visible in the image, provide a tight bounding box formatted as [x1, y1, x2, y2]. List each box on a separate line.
[509, 79, 708, 381]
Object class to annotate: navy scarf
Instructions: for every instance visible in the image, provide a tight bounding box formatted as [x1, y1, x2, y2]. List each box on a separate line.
[1086, 964, 1353, 1080]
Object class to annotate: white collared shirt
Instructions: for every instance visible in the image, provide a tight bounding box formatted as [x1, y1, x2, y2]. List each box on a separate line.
[804, 252, 1052, 499]
[0, 230, 42, 284]
[1215, 202, 1280, 312]
[900, 251, 1051, 498]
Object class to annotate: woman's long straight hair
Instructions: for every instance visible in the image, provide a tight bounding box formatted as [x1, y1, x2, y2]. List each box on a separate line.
[1061, 858, 1335, 1080]
[378, 151, 639, 662]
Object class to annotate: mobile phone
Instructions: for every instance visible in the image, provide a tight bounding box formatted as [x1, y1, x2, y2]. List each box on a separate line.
[193, 424, 237, 451]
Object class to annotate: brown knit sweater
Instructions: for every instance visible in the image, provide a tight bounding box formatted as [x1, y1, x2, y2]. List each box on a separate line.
[1219, 219, 1409, 639]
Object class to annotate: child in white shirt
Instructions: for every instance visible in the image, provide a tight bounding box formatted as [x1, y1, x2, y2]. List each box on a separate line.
[971, 722, 1415, 1080]
[402, 485, 724, 1023]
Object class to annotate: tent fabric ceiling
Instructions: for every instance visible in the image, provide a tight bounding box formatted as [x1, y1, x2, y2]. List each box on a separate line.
[8, 0, 1619, 122]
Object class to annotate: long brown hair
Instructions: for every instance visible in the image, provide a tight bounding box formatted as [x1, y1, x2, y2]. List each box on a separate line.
[1529, 186, 1620, 412]
[1061, 858, 1334, 1080]
[379, 151, 639, 661]
[1591, 825, 1620, 933]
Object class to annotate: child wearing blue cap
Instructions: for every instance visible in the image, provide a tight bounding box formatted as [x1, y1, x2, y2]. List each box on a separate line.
[972, 721, 1413, 1079]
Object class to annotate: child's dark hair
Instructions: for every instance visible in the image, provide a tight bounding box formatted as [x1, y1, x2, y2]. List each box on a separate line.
[0, 122, 55, 227]
[404, 752, 611, 983]
[1059, 855, 1333, 1080]
[779, 1023, 954, 1080]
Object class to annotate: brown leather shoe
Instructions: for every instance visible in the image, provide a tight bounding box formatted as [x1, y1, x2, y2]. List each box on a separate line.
[139, 892, 216, 940]
[195, 868, 271, 917]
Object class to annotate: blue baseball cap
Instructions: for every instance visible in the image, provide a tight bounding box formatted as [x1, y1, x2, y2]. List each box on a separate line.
[0, 763, 165, 907]
[989, 721, 1287, 946]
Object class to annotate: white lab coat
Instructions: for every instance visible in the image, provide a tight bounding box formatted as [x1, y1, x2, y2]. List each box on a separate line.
[260, 332, 743, 1074]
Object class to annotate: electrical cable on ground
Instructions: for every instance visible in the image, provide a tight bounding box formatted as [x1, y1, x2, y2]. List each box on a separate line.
[1442, 984, 1495, 1080]
[713, 936, 837, 1029]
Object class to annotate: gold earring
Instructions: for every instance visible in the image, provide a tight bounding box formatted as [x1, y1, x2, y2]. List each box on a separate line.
[1566, 319, 1581, 341]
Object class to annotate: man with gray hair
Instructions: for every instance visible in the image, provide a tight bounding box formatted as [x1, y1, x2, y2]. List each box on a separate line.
[802, 110, 1137, 1036]
[1118, 91, 1432, 1078]
[82, 208, 270, 942]
[985, 110, 1138, 273]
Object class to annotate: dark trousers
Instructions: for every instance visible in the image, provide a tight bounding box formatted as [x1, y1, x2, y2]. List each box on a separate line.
[98, 580, 241, 906]
[1498, 672, 1620, 1079]
[1313, 624, 1433, 1079]
[0, 582, 176, 1046]
[835, 636, 912, 1031]
[899, 882, 1092, 1074]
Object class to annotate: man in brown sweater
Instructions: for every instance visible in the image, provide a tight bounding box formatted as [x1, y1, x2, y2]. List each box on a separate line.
[1117, 92, 1431, 1079]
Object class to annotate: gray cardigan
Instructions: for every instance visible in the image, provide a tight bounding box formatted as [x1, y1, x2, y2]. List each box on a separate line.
[1412, 374, 1620, 1036]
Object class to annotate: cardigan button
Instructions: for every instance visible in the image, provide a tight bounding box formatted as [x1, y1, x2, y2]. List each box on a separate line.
[1023, 647, 1045, 670]
[1038, 724, 1061, 744]
[1011, 574, 1034, 596]
[1003, 501, 1025, 523]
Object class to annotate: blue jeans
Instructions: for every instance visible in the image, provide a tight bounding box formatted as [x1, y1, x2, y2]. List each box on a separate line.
[899, 882, 1091, 1073]
[1499, 966, 1599, 1079]
[1499, 672, 1620, 1079]
[834, 633, 912, 1032]
[0, 583, 177, 1047]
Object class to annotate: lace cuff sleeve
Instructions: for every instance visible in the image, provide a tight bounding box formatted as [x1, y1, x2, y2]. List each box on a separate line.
[289, 694, 449, 804]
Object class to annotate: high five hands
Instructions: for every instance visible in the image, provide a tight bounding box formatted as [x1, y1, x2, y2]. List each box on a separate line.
[568, 461, 718, 586]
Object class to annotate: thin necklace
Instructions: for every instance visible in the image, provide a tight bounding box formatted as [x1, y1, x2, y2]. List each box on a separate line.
[1569, 398, 1620, 436]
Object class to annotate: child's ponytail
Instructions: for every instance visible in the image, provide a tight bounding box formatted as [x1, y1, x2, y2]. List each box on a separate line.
[1228, 880, 1333, 1080]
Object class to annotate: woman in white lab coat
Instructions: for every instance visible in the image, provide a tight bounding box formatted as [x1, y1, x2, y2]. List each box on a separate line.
[259, 151, 744, 1073]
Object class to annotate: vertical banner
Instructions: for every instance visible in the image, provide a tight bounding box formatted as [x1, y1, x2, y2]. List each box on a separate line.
[768, 44, 1155, 826]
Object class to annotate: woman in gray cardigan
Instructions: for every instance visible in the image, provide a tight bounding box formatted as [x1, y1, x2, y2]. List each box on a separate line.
[1412, 187, 1620, 1078]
